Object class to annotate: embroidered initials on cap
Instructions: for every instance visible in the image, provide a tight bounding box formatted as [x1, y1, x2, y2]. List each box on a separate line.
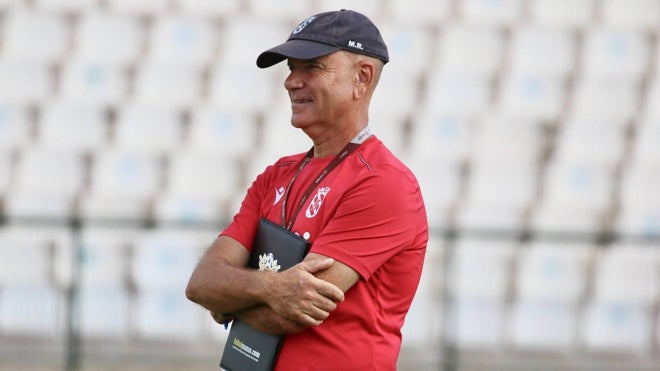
[347, 40, 364, 50]
[292, 15, 316, 34]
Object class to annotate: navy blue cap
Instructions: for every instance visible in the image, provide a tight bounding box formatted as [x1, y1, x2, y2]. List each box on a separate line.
[257, 9, 389, 68]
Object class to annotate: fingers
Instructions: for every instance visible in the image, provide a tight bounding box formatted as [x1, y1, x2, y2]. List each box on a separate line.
[300, 257, 335, 274]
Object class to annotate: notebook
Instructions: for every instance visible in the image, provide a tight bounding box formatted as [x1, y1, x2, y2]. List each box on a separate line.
[220, 217, 310, 371]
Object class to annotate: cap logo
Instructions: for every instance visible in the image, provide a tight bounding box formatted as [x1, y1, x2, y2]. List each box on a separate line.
[292, 15, 316, 35]
[347, 40, 364, 50]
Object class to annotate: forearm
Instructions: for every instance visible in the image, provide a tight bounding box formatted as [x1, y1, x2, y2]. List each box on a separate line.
[186, 236, 274, 314]
[234, 305, 307, 335]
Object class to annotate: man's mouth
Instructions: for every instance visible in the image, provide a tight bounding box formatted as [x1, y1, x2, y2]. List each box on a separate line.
[292, 99, 313, 104]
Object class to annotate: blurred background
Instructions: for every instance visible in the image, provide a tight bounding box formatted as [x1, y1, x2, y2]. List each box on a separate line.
[0, 0, 659, 370]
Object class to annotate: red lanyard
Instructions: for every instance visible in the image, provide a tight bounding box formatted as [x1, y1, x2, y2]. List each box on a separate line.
[280, 128, 371, 230]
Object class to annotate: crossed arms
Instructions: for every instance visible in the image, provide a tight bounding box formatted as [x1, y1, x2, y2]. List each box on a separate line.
[185, 235, 360, 335]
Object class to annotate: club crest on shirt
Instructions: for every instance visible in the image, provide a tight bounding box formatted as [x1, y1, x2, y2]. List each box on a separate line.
[306, 187, 331, 218]
[258, 253, 281, 272]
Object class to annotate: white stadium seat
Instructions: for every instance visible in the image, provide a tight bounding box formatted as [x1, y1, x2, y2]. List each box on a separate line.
[528, 0, 595, 28]
[0, 285, 64, 337]
[106, 0, 170, 16]
[386, 0, 451, 25]
[133, 61, 202, 110]
[248, 0, 315, 23]
[34, 0, 97, 13]
[460, 0, 523, 27]
[581, 28, 650, 82]
[408, 111, 478, 165]
[59, 59, 127, 108]
[175, 0, 240, 18]
[380, 24, 434, 77]
[0, 58, 53, 106]
[436, 25, 505, 78]
[498, 72, 566, 121]
[134, 289, 203, 340]
[147, 16, 217, 69]
[75, 12, 145, 67]
[553, 114, 627, 167]
[37, 102, 107, 154]
[582, 301, 653, 352]
[571, 76, 639, 122]
[3, 10, 70, 64]
[601, 0, 660, 30]
[0, 105, 31, 151]
[509, 26, 576, 79]
[423, 71, 493, 117]
[510, 300, 578, 350]
[75, 287, 129, 338]
[113, 104, 183, 155]
[186, 105, 259, 158]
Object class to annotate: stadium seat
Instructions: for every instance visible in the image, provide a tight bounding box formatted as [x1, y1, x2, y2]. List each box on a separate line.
[498, 72, 566, 121]
[0, 152, 12, 197]
[643, 77, 660, 121]
[581, 28, 650, 82]
[368, 110, 407, 157]
[508, 26, 577, 80]
[423, 70, 492, 117]
[571, 76, 639, 122]
[386, 0, 451, 25]
[582, 300, 653, 352]
[408, 110, 478, 165]
[0, 285, 64, 337]
[509, 300, 578, 350]
[400, 244, 443, 348]
[528, 0, 595, 28]
[370, 68, 419, 118]
[448, 239, 515, 300]
[59, 59, 127, 108]
[81, 150, 162, 220]
[539, 158, 616, 216]
[75, 11, 145, 67]
[106, 0, 170, 15]
[379, 24, 434, 78]
[77, 229, 129, 288]
[592, 244, 659, 305]
[616, 162, 660, 239]
[459, 0, 523, 27]
[436, 24, 505, 78]
[33, 0, 97, 13]
[219, 16, 290, 67]
[174, 0, 240, 18]
[208, 62, 278, 114]
[133, 61, 202, 110]
[0, 229, 51, 286]
[553, 113, 627, 167]
[113, 104, 183, 155]
[317, 0, 383, 18]
[131, 229, 204, 292]
[447, 297, 506, 348]
[458, 161, 537, 230]
[146, 15, 217, 69]
[4, 148, 84, 219]
[0, 58, 53, 106]
[2, 9, 70, 64]
[75, 287, 129, 338]
[405, 157, 461, 229]
[164, 150, 240, 208]
[186, 105, 259, 158]
[0, 105, 31, 151]
[470, 114, 544, 164]
[515, 242, 593, 303]
[601, 0, 660, 31]
[134, 289, 203, 340]
[247, 0, 315, 23]
[37, 101, 108, 154]
[259, 108, 314, 160]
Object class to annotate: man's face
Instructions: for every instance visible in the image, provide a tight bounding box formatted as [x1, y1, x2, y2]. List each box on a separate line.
[284, 52, 356, 131]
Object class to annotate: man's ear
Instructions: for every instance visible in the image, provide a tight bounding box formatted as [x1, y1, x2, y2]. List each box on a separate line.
[354, 61, 375, 99]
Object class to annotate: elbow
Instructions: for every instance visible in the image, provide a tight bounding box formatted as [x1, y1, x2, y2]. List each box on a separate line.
[185, 272, 202, 304]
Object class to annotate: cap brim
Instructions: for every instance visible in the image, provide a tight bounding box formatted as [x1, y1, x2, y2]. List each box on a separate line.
[256, 39, 341, 68]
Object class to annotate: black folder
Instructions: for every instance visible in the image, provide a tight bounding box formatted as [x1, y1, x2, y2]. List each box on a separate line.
[220, 218, 310, 371]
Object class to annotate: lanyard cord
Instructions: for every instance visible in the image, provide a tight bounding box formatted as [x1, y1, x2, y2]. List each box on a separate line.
[280, 127, 371, 230]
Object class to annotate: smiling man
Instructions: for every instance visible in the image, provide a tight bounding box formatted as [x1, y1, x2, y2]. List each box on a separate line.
[186, 9, 428, 371]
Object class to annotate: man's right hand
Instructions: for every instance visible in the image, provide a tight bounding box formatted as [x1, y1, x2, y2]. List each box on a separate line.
[262, 258, 345, 327]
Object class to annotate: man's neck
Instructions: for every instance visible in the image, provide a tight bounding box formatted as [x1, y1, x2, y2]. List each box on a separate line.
[311, 123, 368, 158]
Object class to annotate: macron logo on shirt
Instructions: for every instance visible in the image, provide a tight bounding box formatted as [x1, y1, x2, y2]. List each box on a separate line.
[274, 186, 285, 205]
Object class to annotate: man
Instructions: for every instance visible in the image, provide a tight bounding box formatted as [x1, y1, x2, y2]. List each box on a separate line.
[186, 9, 428, 371]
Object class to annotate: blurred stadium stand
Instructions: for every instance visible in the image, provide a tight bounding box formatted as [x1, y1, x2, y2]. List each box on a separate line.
[0, 0, 659, 370]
